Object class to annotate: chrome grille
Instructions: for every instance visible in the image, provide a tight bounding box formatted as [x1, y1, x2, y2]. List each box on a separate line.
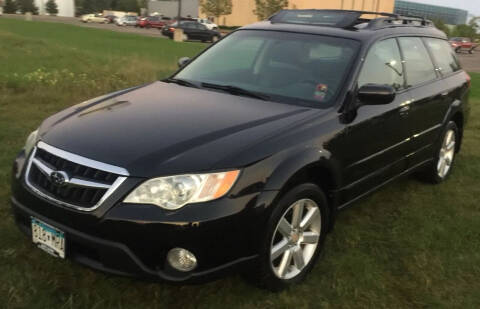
[25, 141, 129, 212]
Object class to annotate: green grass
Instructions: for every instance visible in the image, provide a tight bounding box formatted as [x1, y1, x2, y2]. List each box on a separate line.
[1, 18, 480, 309]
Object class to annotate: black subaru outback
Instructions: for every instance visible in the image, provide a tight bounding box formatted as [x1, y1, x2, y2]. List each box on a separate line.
[11, 10, 471, 290]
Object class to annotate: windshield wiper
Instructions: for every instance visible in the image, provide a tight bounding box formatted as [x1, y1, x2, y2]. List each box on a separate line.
[201, 83, 270, 101]
[163, 78, 200, 88]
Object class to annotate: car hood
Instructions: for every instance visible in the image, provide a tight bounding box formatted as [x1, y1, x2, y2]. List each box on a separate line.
[39, 82, 319, 177]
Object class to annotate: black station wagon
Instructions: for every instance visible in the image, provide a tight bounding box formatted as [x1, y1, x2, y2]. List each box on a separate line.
[11, 10, 471, 290]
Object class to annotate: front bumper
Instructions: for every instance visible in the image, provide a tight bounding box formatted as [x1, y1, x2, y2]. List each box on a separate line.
[10, 154, 277, 283]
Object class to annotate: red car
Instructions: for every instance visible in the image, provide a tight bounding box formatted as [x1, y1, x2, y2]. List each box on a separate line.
[136, 16, 172, 29]
[449, 37, 477, 54]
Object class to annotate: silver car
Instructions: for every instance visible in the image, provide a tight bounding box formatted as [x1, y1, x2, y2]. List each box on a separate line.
[116, 16, 138, 26]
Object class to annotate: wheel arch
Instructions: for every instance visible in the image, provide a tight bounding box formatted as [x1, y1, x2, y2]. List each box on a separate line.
[451, 111, 464, 152]
[263, 148, 342, 231]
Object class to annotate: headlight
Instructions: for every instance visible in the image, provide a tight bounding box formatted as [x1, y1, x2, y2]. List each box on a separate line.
[24, 129, 39, 157]
[124, 170, 240, 210]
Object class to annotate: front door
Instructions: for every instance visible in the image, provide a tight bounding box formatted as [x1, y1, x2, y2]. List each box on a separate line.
[339, 38, 413, 203]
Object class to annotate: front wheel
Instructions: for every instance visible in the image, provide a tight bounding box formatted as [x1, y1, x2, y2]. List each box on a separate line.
[469, 49, 475, 54]
[249, 184, 329, 291]
[211, 35, 219, 43]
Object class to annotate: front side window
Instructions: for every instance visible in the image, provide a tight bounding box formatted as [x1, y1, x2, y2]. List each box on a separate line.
[425, 38, 461, 75]
[174, 30, 359, 108]
[357, 38, 404, 91]
[398, 37, 437, 87]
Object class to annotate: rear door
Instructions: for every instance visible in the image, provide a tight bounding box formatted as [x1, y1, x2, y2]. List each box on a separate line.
[397, 37, 452, 167]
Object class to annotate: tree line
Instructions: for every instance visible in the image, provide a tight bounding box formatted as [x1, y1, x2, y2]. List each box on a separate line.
[3, 0, 147, 15]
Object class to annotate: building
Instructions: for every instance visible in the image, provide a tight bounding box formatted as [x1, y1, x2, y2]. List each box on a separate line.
[207, 0, 394, 26]
[35, 0, 75, 17]
[148, 0, 394, 26]
[148, 0, 199, 18]
[394, 1, 468, 25]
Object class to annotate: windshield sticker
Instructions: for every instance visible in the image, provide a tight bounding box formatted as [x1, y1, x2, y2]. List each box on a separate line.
[314, 84, 328, 101]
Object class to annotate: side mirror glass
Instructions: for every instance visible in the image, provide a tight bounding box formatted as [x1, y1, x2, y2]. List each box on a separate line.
[178, 57, 191, 68]
[358, 84, 396, 106]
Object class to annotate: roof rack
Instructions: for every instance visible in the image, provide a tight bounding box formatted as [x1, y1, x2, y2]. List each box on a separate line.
[269, 9, 435, 30]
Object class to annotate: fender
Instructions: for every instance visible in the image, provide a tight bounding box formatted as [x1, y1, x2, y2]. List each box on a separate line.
[263, 146, 342, 195]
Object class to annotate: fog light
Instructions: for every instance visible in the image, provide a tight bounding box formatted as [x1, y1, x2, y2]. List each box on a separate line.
[167, 248, 197, 272]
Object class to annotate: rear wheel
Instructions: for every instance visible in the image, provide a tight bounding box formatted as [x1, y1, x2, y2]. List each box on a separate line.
[249, 184, 329, 291]
[455, 46, 461, 53]
[182, 34, 189, 42]
[211, 35, 219, 43]
[418, 121, 458, 184]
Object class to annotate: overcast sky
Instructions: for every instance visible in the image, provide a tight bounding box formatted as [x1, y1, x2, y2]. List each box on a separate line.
[405, 0, 480, 17]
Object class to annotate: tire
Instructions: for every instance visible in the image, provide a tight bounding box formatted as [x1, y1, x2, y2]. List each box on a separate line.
[455, 47, 461, 53]
[211, 35, 219, 43]
[469, 49, 475, 54]
[248, 183, 330, 291]
[182, 34, 189, 42]
[418, 121, 459, 184]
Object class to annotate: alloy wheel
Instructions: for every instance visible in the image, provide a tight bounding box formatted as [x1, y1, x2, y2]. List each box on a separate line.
[270, 199, 321, 280]
[437, 129, 456, 178]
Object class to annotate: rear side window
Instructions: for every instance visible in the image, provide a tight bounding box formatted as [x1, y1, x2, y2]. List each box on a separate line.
[358, 38, 404, 91]
[398, 37, 437, 87]
[425, 38, 461, 75]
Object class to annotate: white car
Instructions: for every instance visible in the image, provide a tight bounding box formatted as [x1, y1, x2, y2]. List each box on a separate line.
[116, 15, 138, 26]
[80, 14, 109, 24]
[196, 18, 219, 30]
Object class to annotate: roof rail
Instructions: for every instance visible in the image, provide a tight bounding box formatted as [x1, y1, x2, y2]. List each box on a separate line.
[269, 9, 434, 30]
[365, 15, 434, 29]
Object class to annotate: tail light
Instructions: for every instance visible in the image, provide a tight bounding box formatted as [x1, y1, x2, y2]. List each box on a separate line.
[169, 27, 175, 32]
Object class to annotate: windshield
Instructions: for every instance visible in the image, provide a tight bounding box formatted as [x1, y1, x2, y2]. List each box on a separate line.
[174, 30, 359, 108]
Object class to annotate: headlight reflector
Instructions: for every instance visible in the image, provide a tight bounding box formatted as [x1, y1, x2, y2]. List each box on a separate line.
[24, 130, 39, 157]
[124, 170, 240, 210]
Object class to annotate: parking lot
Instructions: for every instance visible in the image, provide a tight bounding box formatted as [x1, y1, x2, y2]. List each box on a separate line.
[458, 52, 480, 73]
[1, 14, 169, 38]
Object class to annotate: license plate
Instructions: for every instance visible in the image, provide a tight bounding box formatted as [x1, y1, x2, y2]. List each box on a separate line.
[31, 217, 66, 259]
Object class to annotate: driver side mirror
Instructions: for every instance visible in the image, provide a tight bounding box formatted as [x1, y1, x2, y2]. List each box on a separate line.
[178, 57, 191, 68]
[357, 84, 396, 106]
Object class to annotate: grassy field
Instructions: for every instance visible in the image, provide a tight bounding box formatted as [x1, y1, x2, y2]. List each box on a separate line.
[1, 18, 480, 309]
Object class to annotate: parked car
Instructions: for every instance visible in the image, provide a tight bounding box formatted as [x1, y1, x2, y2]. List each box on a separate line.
[116, 15, 138, 26]
[137, 15, 171, 28]
[161, 21, 221, 42]
[80, 13, 108, 24]
[104, 15, 118, 24]
[11, 9, 471, 291]
[449, 37, 477, 54]
[196, 18, 219, 30]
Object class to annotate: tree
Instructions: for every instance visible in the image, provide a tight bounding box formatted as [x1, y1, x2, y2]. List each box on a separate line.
[78, 0, 95, 14]
[114, 0, 140, 13]
[253, 0, 288, 20]
[45, 0, 58, 15]
[451, 24, 477, 41]
[3, 0, 18, 14]
[17, 0, 38, 14]
[200, 0, 232, 24]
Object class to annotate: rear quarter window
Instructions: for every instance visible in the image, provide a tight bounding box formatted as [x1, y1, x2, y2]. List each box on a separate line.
[425, 38, 461, 75]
